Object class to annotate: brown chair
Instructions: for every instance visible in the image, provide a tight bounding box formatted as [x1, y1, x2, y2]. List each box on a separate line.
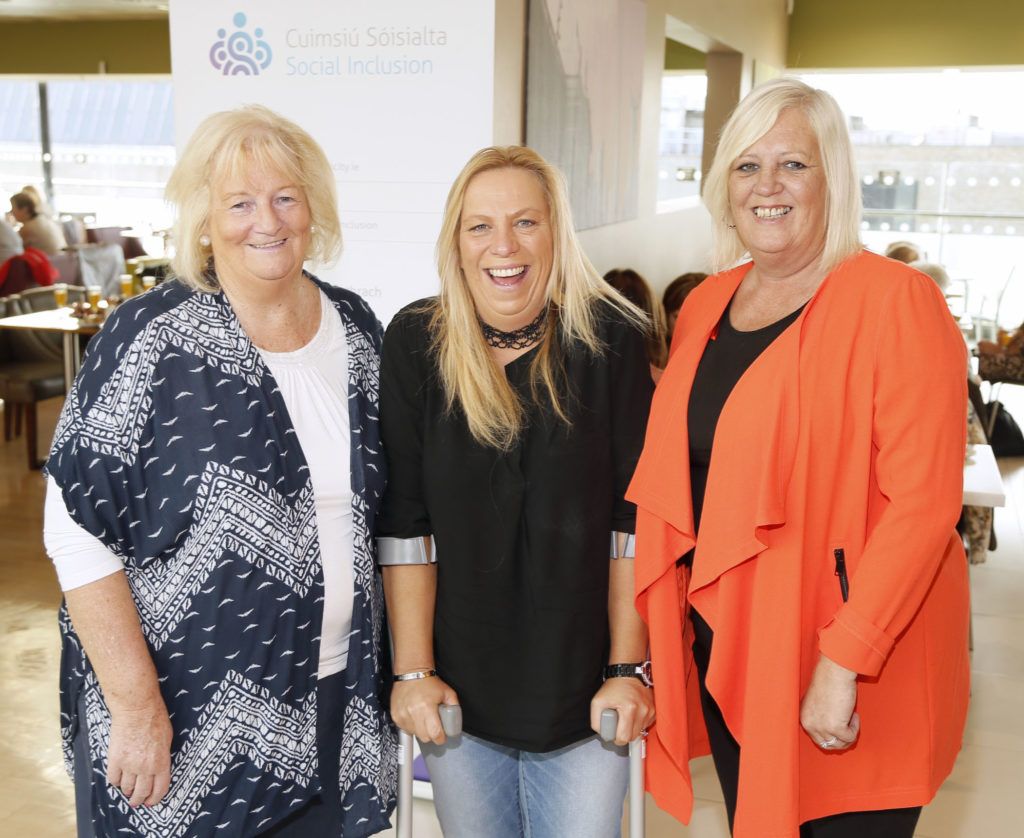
[0, 288, 85, 469]
[86, 226, 147, 260]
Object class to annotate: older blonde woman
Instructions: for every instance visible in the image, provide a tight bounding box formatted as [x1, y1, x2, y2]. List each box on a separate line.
[629, 79, 968, 837]
[377, 146, 655, 837]
[43, 106, 395, 837]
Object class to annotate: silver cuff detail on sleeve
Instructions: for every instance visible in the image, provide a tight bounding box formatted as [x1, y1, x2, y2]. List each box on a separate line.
[610, 531, 636, 559]
[376, 536, 435, 566]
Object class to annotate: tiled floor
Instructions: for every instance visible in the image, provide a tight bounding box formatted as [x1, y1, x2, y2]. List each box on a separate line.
[2, 396, 1021, 837]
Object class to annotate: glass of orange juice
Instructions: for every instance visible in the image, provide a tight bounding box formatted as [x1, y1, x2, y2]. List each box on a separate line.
[119, 273, 135, 298]
[86, 285, 102, 310]
[53, 283, 68, 308]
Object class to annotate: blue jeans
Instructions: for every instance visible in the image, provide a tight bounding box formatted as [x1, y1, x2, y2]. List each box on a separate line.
[421, 733, 628, 838]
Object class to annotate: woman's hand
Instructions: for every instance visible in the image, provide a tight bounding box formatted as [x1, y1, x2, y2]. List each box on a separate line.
[590, 677, 655, 746]
[391, 677, 460, 745]
[106, 699, 173, 808]
[800, 654, 860, 751]
[63, 573, 172, 807]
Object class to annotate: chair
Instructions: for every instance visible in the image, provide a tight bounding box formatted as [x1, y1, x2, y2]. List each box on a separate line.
[0, 257, 36, 297]
[0, 248, 59, 297]
[51, 250, 83, 287]
[61, 217, 87, 247]
[78, 243, 126, 296]
[0, 287, 85, 469]
[86, 226, 147, 260]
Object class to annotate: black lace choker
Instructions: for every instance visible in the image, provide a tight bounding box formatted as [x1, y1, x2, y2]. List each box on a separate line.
[480, 308, 547, 350]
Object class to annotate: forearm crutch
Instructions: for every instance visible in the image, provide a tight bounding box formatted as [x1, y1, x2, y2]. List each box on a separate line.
[396, 704, 462, 838]
[600, 708, 646, 837]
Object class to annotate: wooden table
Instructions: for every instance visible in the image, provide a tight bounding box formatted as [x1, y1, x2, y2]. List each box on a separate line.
[0, 308, 101, 391]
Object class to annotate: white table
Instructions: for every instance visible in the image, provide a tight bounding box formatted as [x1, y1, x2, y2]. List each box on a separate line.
[963, 444, 1006, 507]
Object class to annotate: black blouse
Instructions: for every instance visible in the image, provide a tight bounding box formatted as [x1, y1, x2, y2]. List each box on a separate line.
[377, 300, 654, 752]
[684, 302, 804, 560]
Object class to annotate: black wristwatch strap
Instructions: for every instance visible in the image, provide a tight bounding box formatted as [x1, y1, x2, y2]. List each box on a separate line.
[603, 660, 653, 687]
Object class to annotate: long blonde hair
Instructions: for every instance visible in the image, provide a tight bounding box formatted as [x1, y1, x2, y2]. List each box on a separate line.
[429, 146, 647, 450]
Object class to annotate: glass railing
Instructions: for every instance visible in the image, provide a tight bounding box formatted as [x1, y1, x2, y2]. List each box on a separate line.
[862, 208, 1024, 331]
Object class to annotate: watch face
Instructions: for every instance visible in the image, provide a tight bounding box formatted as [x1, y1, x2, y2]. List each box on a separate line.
[639, 660, 653, 687]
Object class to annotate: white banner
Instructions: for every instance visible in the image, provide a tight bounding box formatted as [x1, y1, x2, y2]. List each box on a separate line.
[169, 0, 495, 322]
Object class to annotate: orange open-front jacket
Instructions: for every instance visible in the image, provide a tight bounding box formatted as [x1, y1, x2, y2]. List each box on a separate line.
[627, 250, 970, 838]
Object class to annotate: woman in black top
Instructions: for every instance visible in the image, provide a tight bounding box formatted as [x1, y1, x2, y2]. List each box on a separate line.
[376, 146, 655, 837]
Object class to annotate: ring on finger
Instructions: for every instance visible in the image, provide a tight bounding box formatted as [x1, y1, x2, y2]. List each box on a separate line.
[820, 735, 839, 749]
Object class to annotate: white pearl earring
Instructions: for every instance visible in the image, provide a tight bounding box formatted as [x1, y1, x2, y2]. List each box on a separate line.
[199, 234, 211, 247]
[309, 224, 317, 234]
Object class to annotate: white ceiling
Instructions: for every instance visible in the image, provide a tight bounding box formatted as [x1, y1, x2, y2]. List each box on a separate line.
[0, 0, 167, 20]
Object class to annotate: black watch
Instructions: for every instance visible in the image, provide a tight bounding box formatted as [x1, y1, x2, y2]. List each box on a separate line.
[603, 660, 653, 687]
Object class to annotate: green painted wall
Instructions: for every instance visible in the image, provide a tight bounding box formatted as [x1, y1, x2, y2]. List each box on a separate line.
[0, 20, 171, 75]
[788, 0, 1024, 68]
[665, 39, 705, 71]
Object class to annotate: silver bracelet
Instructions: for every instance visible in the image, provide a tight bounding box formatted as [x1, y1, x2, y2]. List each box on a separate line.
[393, 669, 437, 683]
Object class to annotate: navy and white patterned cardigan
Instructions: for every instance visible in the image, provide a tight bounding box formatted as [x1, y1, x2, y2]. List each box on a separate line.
[45, 275, 397, 837]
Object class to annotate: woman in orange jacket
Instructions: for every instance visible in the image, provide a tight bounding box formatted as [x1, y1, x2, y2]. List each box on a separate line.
[627, 78, 969, 838]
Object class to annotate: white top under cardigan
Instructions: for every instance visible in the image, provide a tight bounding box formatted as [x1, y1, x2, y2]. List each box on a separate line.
[44, 289, 355, 677]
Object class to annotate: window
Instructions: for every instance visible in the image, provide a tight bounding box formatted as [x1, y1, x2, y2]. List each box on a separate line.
[799, 69, 1024, 326]
[0, 79, 175, 254]
[657, 72, 706, 208]
[0, 81, 44, 199]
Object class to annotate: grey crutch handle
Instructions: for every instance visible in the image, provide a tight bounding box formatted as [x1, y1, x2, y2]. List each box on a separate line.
[600, 708, 646, 837]
[396, 704, 462, 838]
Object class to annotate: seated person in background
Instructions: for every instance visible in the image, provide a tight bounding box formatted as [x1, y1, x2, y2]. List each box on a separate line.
[0, 217, 23, 265]
[910, 260, 951, 292]
[884, 240, 921, 264]
[977, 321, 1024, 380]
[662, 271, 708, 344]
[9, 191, 66, 255]
[604, 267, 667, 377]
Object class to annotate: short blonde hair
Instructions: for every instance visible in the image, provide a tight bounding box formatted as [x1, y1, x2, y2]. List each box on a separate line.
[910, 260, 951, 291]
[165, 105, 341, 292]
[703, 77, 862, 274]
[885, 240, 921, 264]
[429, 146, 647, 449]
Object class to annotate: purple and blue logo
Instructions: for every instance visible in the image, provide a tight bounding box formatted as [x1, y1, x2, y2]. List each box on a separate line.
[210, 12, 273, 75]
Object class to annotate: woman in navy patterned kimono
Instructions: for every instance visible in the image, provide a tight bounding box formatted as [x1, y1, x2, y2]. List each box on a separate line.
[43, 106, 396, 837]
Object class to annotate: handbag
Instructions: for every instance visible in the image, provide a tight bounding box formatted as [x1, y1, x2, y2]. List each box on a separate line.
[986, 399, 1024, 457]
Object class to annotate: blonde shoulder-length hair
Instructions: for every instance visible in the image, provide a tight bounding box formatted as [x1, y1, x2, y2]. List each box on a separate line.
[165, 105, 342, 292]
[703, 77, 862, 274]
[428, 145, 648, 450]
